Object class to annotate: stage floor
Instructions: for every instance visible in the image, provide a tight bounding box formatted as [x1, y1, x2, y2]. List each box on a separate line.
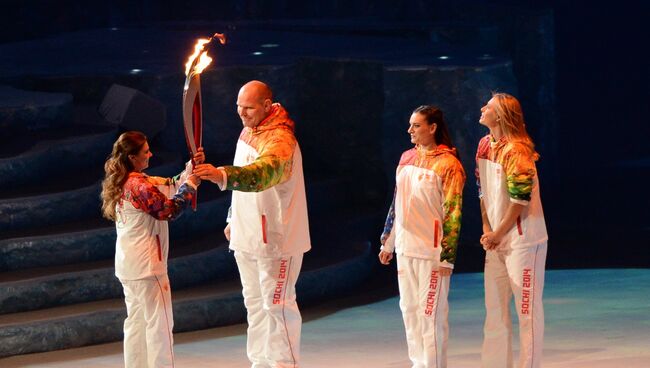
[2, 269, 648, 367]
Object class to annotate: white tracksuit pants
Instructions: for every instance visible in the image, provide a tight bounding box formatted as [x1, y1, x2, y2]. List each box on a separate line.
[481, 242, 547, 368]
[396, 254, 450, 368]
[234, 251, 303, 368]
[121, 274, 175, 368]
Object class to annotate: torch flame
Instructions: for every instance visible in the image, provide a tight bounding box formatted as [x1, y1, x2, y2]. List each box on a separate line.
[185, 38, 211, 76]
[184, 33, 227, 76]
[195, 53, 213, 74]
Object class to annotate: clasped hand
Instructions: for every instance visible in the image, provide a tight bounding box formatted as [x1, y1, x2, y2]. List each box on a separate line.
[185, 148, 206, 187]
[190, 147, 224, 184]
[480, 231, 503, 250]
[193, 163, 223, 184]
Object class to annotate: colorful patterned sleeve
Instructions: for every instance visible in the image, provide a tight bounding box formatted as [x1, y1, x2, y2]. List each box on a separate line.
[440, 157, 466, 265]
[503, 144, 536, 203]
[146, 175, 175, 186]
[380, 188, 396, 245]
[145, 174, 181, 198]
[125, 176, 195, 221]
[223, 133, 296, 192]
[475, 135, 491, 198]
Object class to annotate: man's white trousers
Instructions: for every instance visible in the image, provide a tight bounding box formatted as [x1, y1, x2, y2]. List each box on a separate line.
[121, 274, 175, 368]
[481, 242, 547, 368]
[396, 254, 450, 368]
[235, 251, 303, 368]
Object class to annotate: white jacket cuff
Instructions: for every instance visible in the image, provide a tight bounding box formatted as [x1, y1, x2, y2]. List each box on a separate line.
[216, 167, 227, 191]
[440, 260, 454, 269]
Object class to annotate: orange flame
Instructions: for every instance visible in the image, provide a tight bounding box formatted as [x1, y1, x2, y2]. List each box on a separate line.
[194, 53, 213, 74]
[185, 38, 211, 76]
[184, 33, 227, 76]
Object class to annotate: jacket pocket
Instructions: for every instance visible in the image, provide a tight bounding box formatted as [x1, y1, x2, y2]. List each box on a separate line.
[261, 215, 268, 244]
[155, 235, 162, 261]
[434, 219, 440, 248]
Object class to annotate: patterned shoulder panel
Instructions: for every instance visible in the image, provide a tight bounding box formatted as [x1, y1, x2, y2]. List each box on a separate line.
[501, 141, 535, 161]
[501, 142, 537, 202]
[224, 125, 297, 192]
[433, 151, 466, 178]
[398, 148, 418, 166]
[476, 135, 492, 160]
[238, 127, 256, 147]
[122, 173, 147, 206]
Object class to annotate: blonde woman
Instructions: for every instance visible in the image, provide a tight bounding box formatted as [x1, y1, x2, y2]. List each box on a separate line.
[379, 105, 465, 368]
[101, 131, 202, 368]
[475, 93, 548, 368]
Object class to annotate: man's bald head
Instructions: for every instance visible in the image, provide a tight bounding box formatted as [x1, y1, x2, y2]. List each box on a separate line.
[237, 80, 274, 128]
[240, 80, 273, 103]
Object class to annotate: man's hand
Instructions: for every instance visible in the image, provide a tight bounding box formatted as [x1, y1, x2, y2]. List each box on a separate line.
[224, 223, 231, 241]
[194, 163, 223, 184]
[378, 250, 394, 265]
[193, 147, 205, 165]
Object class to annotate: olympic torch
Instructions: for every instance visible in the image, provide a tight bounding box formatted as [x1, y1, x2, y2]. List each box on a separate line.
[183, 33, 226, 210]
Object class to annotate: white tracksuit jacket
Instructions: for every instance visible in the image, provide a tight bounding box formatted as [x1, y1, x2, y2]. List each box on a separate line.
[475, 135, 547, 248]
[381, 145, 465, 368]
[475, 135, 548, 368]
[219, 103, 310, 368]
[381, 145, 465, 266]
[222, 103, 311, 257]
[115, 164, 195, 280]
[114, 166, 195, 368]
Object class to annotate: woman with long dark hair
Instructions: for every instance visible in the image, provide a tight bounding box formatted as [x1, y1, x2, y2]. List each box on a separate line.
[101, 131, 202, 368]
[379, 105, 465, 368]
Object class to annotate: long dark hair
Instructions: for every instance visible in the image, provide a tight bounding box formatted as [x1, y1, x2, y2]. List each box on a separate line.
[100, 131, 147, 221]
[412, 105, 455, 149]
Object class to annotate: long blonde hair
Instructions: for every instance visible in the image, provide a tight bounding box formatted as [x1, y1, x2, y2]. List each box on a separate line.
[491, 92, 539, 160]
[100, 131, 147, 221]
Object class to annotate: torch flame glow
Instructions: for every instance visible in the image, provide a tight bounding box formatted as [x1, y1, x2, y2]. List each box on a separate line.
[195, 53, 213, 74]
[185, 38, 211, 76]
[184, 33, 227, 76]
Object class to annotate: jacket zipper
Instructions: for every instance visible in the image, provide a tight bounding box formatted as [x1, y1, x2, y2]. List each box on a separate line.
[155, 235, 162, 261]
[261, 215, 268, 244]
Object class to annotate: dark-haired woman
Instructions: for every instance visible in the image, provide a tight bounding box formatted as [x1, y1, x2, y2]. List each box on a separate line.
[379, 106, 465, 368]
[100, 131, 202, 368]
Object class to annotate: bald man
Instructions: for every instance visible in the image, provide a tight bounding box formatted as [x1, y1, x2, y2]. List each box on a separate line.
[195, 81, 310, 368]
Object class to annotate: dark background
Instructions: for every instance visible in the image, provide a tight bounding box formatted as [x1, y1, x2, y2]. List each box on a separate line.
[1, 0, 648, 269]
[551, 1, 649, 269]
